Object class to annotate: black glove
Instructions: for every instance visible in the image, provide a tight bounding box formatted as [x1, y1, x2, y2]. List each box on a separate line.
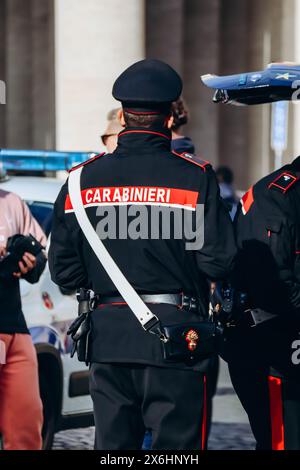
[0, 234, 45, 280]
[211, 283, 249, 327]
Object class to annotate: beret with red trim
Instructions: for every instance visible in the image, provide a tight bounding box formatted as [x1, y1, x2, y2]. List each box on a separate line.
[112, 59, 183, 112]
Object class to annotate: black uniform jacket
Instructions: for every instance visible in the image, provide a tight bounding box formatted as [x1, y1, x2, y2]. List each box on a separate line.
[234, 156, 300, 321]
[228, 158, 300, 374]
[49, 126, 236, 367]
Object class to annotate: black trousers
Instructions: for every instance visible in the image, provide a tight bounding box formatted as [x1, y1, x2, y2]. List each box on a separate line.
[90, 363, 207, 450]
[224, 320, 300, 450]
[229, 363, 300, 450]
[226, 323, 300, 451]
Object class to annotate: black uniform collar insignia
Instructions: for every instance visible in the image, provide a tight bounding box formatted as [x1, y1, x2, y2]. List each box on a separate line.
[268, 171, 299, 194]
[68, 153, 105, 173]
[172, 150, 211, 172]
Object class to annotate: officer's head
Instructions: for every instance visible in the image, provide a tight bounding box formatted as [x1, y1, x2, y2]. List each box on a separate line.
[112, 59, 182, 129]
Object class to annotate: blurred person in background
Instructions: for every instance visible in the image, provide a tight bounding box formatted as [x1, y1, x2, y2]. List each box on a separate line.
[0, 169, 47, 450]
[101, 108, 123, 153]
[171, 98, 195, 155]
[216, 166, 238, 220]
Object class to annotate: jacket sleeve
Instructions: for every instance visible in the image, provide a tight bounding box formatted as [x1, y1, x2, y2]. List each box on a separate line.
[19, 198, 47, 246]
[18, 198, 47, 284]
[48, 181, 89, 291]
[195, 167, 237, 280]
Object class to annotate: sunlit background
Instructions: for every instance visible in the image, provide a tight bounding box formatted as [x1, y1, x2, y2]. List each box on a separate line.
[0, 0, 299, 189]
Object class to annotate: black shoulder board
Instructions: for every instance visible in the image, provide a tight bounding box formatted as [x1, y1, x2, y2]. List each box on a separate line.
[69, 152, 105, 173]
[268, 171, 299, 194]
[172, 150, 211, 171]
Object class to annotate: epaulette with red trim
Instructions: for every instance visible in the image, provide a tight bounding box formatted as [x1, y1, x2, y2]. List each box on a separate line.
[172, 150, 211, 172]
[268, 171, 299, 194]
[68, 152, 106, 173]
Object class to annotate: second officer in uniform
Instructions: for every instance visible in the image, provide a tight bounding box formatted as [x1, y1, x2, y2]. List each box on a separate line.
[49, 59, 236, 450]
[202, 62, 300, 450]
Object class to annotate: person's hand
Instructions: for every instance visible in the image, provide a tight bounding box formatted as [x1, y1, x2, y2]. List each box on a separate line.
[13, 252, 37, 278]
[0, 246, 6, 258]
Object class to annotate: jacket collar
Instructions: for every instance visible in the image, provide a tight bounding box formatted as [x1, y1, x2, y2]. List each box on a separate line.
[116, 126, 171, 152]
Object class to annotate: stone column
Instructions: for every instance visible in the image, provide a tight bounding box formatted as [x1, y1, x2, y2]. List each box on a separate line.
[5, 0, 33, 148]
[218, 0, 250, 190]
[183, 0, 220, 166]
[246, 0, 295, 184]
[0, 0, 6, 147]
[54, 0, 145, 152]
[31, 0, 55, 149]
[268, 0, 295, 168]
[233, 0, 290, 185]
[146, 0, 184, 75]
[245, 0, 275, 185]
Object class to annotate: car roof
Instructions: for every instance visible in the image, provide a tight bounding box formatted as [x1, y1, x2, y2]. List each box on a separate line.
[0, 176, 65, 203]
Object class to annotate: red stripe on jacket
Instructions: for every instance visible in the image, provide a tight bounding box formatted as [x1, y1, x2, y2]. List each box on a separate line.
[65, 186, 199, 211]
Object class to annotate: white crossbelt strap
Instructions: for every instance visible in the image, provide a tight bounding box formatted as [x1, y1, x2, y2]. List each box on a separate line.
[68, 166, 158, 330]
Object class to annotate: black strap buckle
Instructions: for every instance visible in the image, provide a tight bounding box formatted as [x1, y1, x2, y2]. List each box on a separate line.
[144, 317, 168, 343]
[181, 294, 200, 313]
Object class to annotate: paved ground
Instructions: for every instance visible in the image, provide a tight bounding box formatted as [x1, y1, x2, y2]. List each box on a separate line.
[208, 359, 255, 450]
[53, 360, 256, 450]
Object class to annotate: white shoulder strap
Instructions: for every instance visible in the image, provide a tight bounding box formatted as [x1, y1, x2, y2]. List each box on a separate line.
[68, 166, 159, 331]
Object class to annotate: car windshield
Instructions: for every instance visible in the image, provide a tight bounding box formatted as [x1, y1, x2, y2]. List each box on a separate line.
[26, 201, 54, 237]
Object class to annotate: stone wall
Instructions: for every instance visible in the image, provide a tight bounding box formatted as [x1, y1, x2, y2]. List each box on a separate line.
[54, 0, 145, 152]
[3, 0, 55, 149]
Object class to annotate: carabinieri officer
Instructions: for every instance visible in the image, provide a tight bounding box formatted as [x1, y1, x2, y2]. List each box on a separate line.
[49, 59, 236, 450]
[202, 62, 300, 450]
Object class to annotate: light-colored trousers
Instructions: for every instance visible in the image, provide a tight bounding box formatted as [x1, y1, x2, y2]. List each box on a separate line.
[0, 333, 43, 450]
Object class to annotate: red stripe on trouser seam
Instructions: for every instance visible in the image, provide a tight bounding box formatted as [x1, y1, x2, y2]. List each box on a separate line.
[268, 376, 285, 450]
[201, 375, 207, 450]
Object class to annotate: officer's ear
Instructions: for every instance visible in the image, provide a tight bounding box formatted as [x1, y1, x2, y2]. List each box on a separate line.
[118, 109, 126, 127]
[166, 114, 174, 129]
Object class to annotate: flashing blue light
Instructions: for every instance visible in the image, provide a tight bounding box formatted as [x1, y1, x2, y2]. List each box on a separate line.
[0, 149, 98, 172]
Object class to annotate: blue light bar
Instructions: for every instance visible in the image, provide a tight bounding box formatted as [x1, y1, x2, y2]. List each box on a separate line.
[0, 149, 98, 172]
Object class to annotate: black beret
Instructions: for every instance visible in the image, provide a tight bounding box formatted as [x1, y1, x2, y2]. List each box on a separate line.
[112, 59, 183, 110]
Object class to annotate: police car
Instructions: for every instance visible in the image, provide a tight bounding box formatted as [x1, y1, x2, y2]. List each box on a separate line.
[0, 150, 98, 449]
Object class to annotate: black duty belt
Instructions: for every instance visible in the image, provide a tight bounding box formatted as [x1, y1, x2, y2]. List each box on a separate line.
[98, 293, 201, 313]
